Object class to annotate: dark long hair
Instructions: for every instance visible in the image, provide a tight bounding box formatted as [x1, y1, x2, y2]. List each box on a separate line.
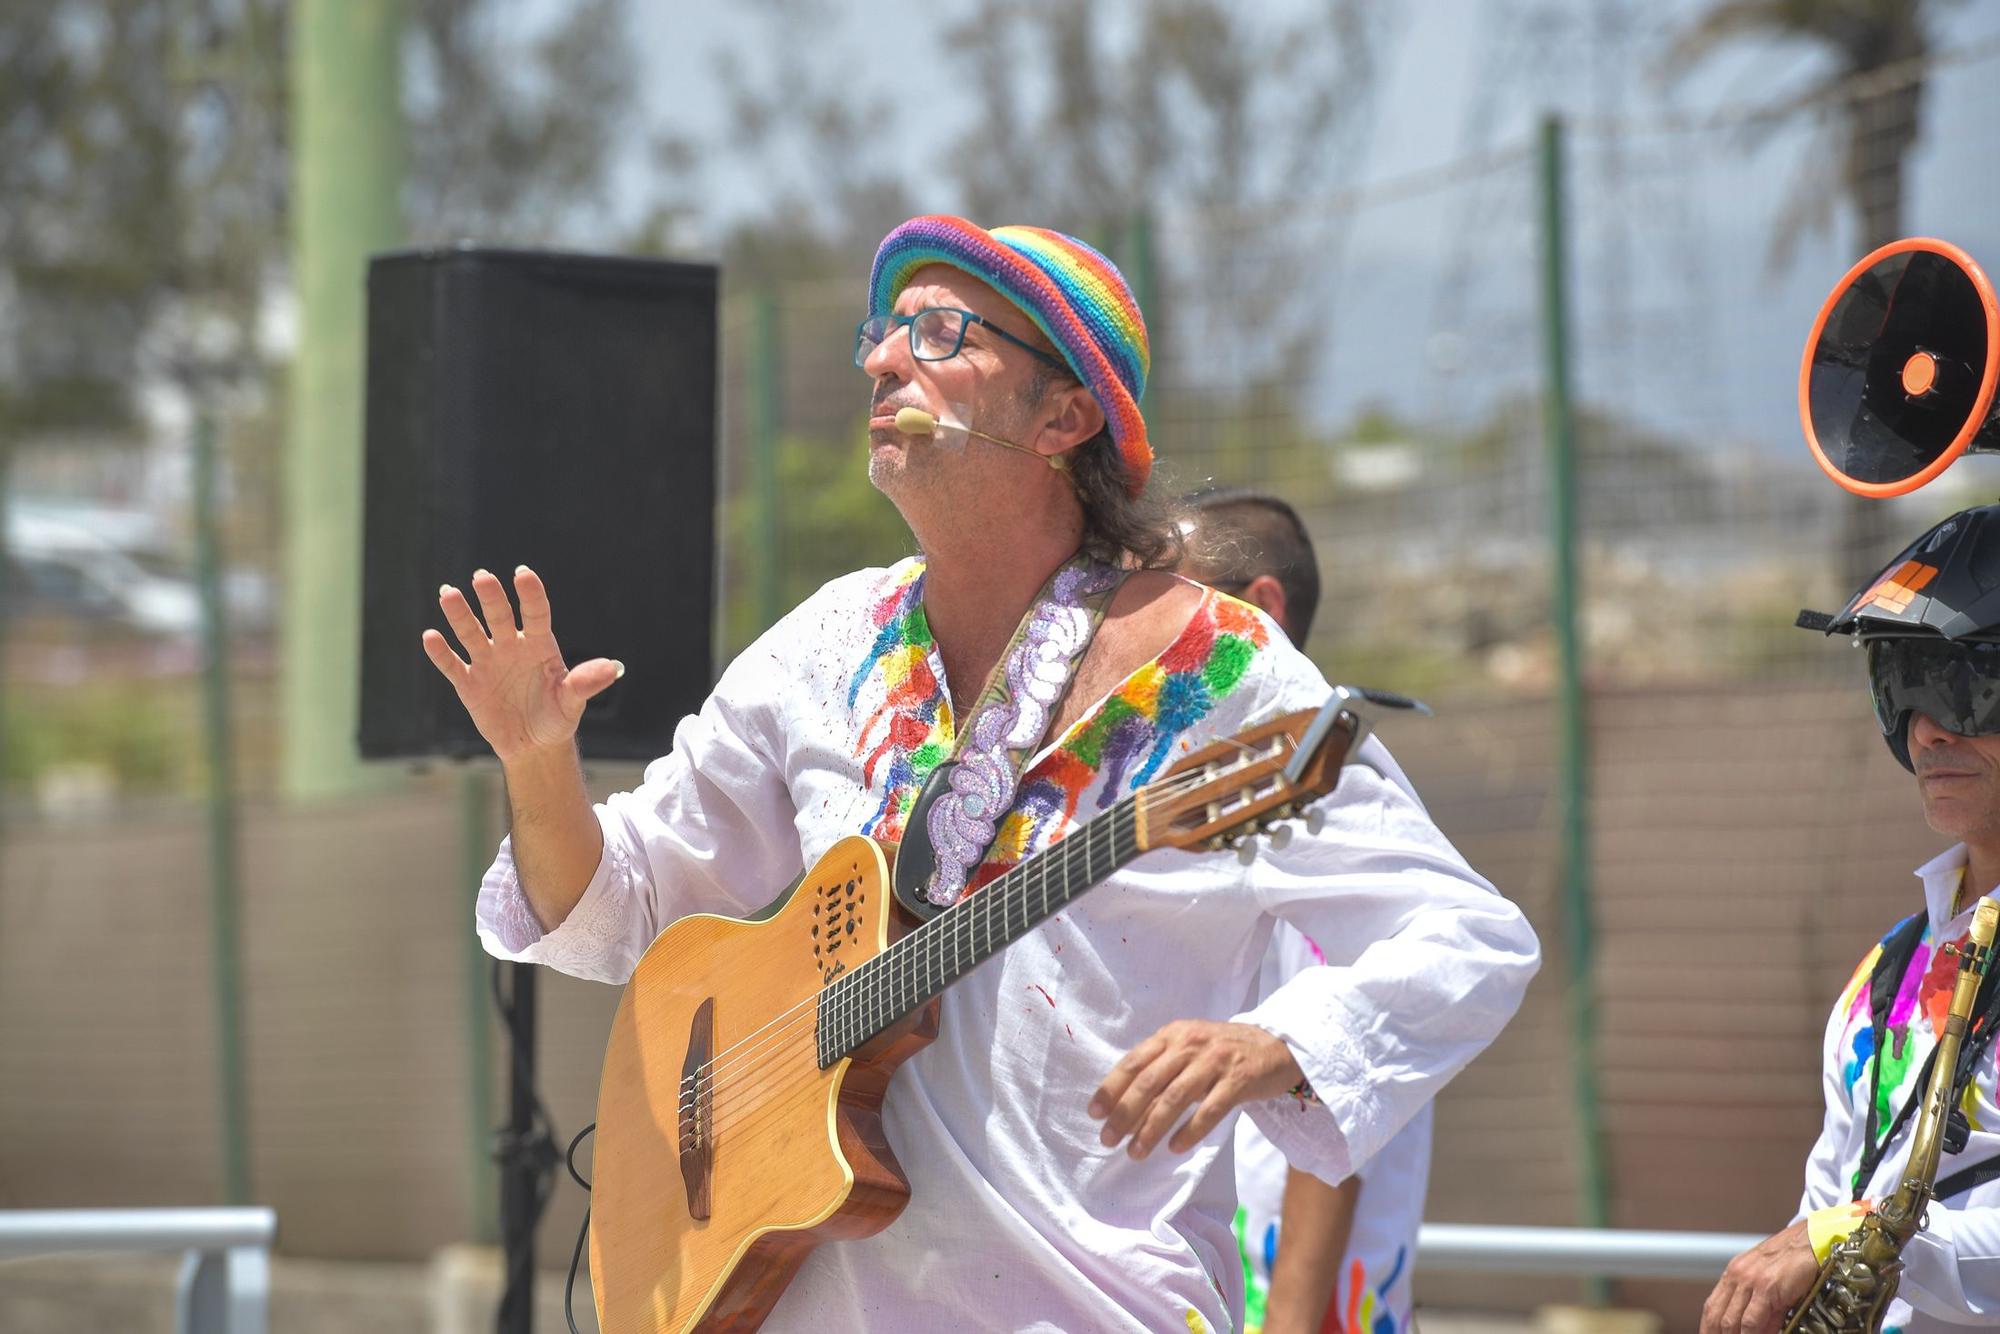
[1028, 364, 1183, 570]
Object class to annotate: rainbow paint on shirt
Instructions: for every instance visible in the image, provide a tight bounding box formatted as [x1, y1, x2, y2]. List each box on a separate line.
[1342, 1246, 1409, 1334]
[1234, 1213, 1410, 1334]
[845, 572, 1271, 882]
[966, 590, 1268, 892]
[849, 562, 952, 844]
[1835, 906, 1993, 1197]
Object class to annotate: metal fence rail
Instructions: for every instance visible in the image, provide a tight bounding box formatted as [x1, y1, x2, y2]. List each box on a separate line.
[0, 1207, 275, 1334]
[1420, 1223, 1763, 1281]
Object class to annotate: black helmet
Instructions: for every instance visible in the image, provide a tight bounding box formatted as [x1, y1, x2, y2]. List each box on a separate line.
[1802, 503, 2000, 769]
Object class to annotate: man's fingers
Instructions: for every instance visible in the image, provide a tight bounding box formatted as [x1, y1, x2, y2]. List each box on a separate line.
[469, 568, 520, 638]
[422, 629, 470, 684]
[1739, 1291, 1777, 1334]
[1698, 1283, 1725, 1334]
[1720, 1276, 1755, 1334]
[1099, 1046, 1193, 1148]
[1167, 1082, 1240, 1154]
[439, 585, 490, 656]
[515, 565, 554, 638]
[1089, 1032, 1167, 1120]
[563, 658, 625, 707]
[1127, 1065, 1210, 1159]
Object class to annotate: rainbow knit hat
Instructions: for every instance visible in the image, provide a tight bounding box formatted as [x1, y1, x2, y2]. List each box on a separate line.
[868, 216, 1153, 493]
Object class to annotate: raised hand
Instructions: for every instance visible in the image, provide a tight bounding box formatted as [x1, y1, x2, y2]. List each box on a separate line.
[421, 565, 623, 764]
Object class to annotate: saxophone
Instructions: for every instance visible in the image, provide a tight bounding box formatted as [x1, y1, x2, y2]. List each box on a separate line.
[1783, 897, 1999, 1333]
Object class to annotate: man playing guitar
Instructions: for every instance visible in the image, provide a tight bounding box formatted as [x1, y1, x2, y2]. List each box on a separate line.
[423, 216, 1540, 1331]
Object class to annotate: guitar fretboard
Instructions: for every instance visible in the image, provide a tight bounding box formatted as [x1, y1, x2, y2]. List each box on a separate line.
[815, 797, 1144, 1066]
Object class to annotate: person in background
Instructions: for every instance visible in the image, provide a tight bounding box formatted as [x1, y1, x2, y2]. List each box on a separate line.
[1181, 487, 1430, 1334]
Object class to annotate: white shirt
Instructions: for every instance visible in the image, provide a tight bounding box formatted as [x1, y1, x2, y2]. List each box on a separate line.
[1234, 925, 1429, 1334]
[478, 561, 1540, 1333]
[1798, 844, 2000, 1329]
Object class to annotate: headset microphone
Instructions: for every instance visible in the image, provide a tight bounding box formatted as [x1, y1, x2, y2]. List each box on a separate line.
[894, 406, 1070, 473]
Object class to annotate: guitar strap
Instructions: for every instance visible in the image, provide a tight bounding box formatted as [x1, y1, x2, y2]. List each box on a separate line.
[892, 556, 1127, 918]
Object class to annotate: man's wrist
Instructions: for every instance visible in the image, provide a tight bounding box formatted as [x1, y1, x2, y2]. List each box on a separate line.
[1240, 1022, 1315, 1106]
[500, 738, 582, 793]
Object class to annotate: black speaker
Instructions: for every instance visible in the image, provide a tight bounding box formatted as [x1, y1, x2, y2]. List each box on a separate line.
[1802, 237, 2000, 497]
[359, 247, 718, 761]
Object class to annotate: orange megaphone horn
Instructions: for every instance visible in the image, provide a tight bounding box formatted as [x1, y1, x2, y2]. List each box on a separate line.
[1801, 237, 2000, 498]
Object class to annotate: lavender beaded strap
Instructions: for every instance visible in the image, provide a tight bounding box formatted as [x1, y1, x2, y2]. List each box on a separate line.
[923, 558, 1123, 907]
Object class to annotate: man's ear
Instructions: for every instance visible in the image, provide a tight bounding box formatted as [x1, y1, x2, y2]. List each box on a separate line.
[1239, 574, 1291, 641]
[1033, 381, 1107, 461]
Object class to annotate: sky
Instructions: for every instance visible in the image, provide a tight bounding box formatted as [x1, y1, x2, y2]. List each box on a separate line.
[581, 0, 2000, 456]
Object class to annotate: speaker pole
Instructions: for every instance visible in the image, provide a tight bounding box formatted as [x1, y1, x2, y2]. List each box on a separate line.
[462, 768, 498, 1247]
[495, 959, 554, 1334]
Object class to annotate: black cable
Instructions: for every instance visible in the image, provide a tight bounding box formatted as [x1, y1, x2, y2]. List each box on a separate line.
[566, 1122, 595, 1191]
[564, 1124, 595, 1334]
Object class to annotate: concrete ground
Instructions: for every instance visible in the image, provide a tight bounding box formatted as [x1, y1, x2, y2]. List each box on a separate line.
[0, 1250, 1676, 1333]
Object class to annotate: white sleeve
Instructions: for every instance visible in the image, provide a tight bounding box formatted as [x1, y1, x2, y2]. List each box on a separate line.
[1899, 1206, 2000, 1319]
[474, 630, 802, 985]
[1794, 986, 1859, 1222]
[1230, 734, 1541, 1187]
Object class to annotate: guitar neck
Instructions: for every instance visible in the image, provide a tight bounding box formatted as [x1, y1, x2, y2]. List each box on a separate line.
[816, 796, 1145, 1066]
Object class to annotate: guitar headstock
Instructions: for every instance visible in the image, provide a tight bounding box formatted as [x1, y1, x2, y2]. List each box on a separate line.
[1136, 686, 1428, 855]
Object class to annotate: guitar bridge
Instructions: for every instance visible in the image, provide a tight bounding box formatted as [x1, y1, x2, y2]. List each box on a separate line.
[678, 997, 714, 1220]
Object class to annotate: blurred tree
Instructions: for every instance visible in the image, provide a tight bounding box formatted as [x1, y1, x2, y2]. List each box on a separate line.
[1666, 0, 1956, 264]
[1665, 0, 1963, 587]
[718, 418, 913, 657]
[404, 0, 637, 244]
[0, 0, 644, 444]
[701, 0, 1394, 381]
[0, 0, 648, 794]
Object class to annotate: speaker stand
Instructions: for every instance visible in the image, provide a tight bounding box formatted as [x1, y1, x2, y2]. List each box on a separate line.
[494, 960, 556, 1334]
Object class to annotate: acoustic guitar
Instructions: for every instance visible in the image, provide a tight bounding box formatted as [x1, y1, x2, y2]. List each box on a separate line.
[588, 686, 1417, 1332]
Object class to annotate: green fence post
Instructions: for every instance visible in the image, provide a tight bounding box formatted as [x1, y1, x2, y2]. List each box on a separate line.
[749, 290, 784, 634]
[1539, 113, 1611, 1275]
[283, 0, 404, 799]
[194, 409, 251, 1205]
[1126, 209, 1156, 411]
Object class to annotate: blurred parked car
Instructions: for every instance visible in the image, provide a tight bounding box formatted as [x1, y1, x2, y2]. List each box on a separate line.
[4, 504, 272, 638]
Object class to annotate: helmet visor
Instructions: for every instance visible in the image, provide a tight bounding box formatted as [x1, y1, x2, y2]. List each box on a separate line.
[1866, 637, 2000, 739]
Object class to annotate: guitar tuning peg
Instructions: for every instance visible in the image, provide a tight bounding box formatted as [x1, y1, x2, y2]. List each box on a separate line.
[1267, 824, 1294, 852]
[1236, 841, 1258, 866]
[1304, 808, 1326, 837]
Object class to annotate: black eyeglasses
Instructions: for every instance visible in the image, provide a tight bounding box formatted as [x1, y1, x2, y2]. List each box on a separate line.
[854, 307, 1067, 372]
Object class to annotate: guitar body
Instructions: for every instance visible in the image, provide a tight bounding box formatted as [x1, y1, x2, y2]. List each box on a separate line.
[590, 834, 938, 1333]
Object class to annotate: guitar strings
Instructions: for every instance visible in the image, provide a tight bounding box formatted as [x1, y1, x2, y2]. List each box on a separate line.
[670, 761, 1217, 1111]
[676, 806, 1130, 1128]
[668, 781, 1152, 1111]
[670, 753, 1283, 1118]
[660, 760, 1264, 1168]
[676, 813, 1138, 1141]
[666, 751, 1309, 1179]
[668, 753, 1278, 1121]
